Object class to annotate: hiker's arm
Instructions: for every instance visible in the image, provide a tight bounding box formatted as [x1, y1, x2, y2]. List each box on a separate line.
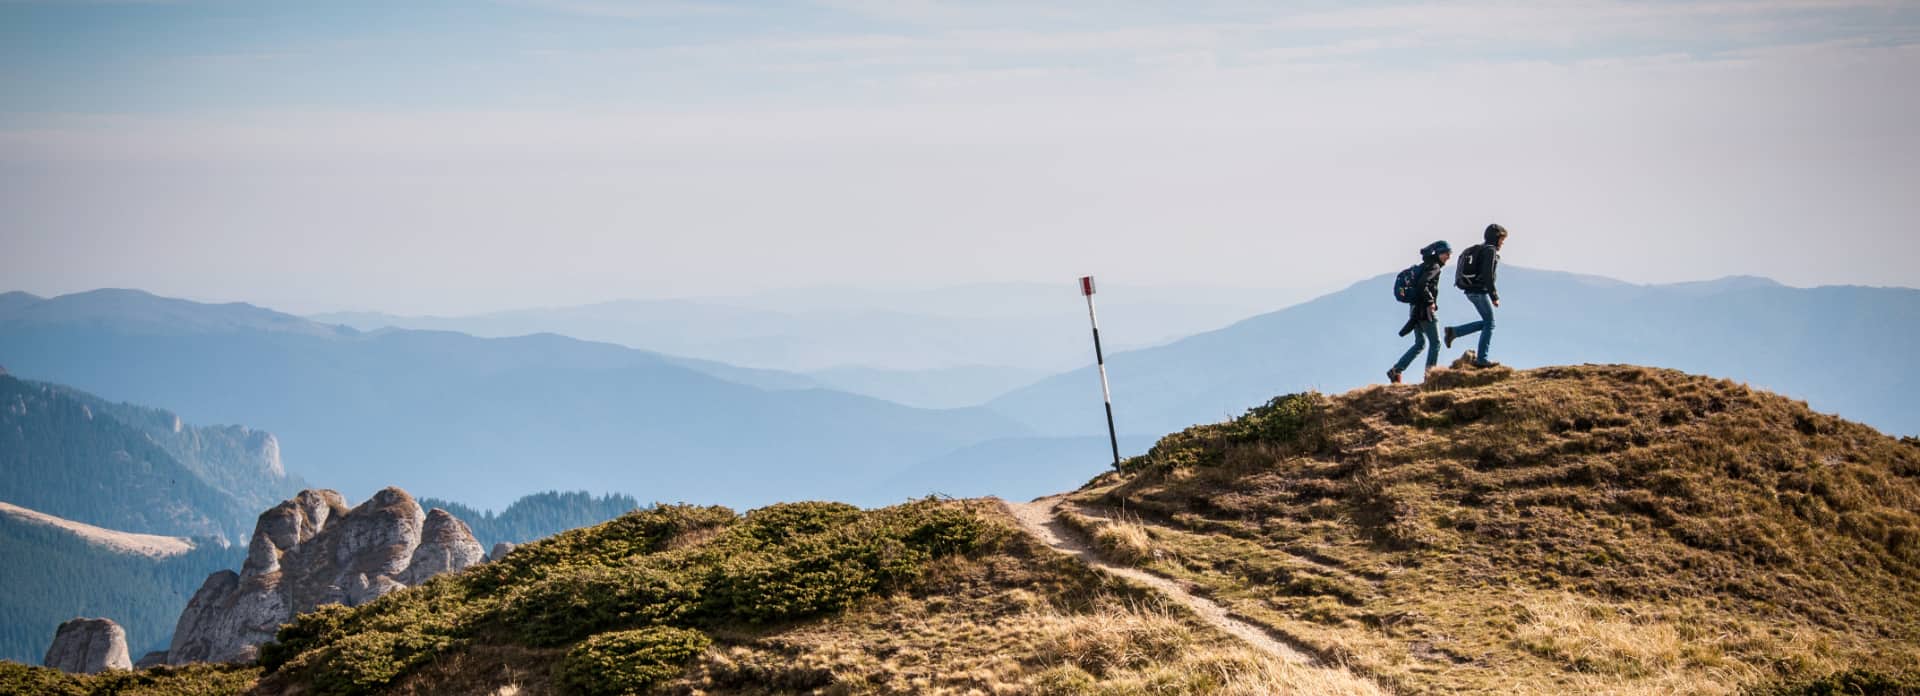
[1488, 254, 1500, 303]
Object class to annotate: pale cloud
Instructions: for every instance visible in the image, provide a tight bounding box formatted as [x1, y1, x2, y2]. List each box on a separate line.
[1, 1, 1916, 313]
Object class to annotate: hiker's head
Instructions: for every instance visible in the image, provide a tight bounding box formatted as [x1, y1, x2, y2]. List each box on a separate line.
[1485, 223, 1508, 248]
[1423, 240, 1452, 264]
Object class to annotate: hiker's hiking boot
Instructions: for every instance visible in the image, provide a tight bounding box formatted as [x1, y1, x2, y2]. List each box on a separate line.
[1387, 370, 1402, 384]
[1474, 360, 1502, 369]
[1444, 326, 1456, 348]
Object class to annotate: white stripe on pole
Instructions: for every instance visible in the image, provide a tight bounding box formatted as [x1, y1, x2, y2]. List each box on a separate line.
[1081, 276, 1121, 472]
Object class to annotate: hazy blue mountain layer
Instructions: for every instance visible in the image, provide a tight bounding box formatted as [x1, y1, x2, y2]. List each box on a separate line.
[804, 364, 1051, 410]
[873, 434, 1159, 504]
[0, 290, 1029, 510]
[991, 269, 1920, 441]
[310, 283, 1304, 376]
[0, 510, 243, 666]
[0, 375, 303, 543]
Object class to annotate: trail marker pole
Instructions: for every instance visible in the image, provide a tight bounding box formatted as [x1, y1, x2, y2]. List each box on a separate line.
[1081, 276, 1122, 472]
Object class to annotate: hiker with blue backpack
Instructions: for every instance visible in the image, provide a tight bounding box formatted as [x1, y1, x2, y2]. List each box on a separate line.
[1387, 240, 1451, 384]
[1445, 224, 1507, 368]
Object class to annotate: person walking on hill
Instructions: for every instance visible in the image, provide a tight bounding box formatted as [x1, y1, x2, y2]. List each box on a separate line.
[1387, 240, 1451, 384]
[1445, 224, 1507, 368]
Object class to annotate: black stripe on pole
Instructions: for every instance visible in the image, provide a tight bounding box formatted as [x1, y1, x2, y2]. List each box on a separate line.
[1103, 401, 1121, 471]
[1092, 327, 1120, 471]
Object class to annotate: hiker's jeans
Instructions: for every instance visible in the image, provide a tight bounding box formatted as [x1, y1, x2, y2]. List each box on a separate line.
[1450, 293, 1495, 361]
[1394, 319, 1439, 374]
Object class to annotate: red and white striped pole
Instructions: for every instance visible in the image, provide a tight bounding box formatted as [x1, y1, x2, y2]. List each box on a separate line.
[1081, 276, 1121, 472]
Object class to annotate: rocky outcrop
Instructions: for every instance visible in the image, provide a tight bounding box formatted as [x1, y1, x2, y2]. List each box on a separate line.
[43, 618, 131, 674]
[135, 651, 169, 669]
[488, 541, 517, 562]
[402, 509, 486, 584]
[166, 487, 482, 664]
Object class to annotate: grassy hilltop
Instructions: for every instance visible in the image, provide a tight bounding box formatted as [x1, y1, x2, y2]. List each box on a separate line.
[4, 363, 1918, 695]
[1062, 363, 1920, 694]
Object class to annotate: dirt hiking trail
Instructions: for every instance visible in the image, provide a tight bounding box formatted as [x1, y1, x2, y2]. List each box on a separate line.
[1004, 494, 1388, 694]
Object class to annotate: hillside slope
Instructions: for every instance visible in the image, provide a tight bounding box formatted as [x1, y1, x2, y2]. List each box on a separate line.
[0, 502, 195, 559]
[0, 374, 294, 543]
[1057, 363, 1920, 694]
[5, 364, 1913, 695]
[4, 500, 1385, 695]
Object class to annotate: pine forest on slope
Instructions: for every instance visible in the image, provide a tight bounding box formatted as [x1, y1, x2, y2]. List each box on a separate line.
[0, 374, 302, 544]
[0, 509, 243, 665]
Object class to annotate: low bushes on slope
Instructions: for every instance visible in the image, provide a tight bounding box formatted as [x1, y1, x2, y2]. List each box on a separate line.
[12, 494, 1392, 695]
[0, 662, 258, 696]
[253, 499, 992, 695]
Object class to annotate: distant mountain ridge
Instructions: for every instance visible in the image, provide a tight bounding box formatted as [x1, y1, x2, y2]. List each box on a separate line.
[309, 283, 1300, 377]
[990, 268, 1920, 440]
[0, 289, 1030, 510]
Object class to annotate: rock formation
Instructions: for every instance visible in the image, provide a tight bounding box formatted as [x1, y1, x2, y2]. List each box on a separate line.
[43, 618, 131, 674]
[166, 487, 484, 664]
[488, 541, 517, 562]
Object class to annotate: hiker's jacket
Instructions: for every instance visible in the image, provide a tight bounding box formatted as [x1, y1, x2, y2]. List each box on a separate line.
[1399, 260, 1445, 335]
[1459, 243, 1501, 302]
[1410, 259, 1444, 314]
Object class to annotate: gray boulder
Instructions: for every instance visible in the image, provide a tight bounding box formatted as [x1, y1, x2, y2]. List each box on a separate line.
[166, 487, 482, 664]
[402, 509, 486, 584]
[488, 541, 517, 562]
[43, 618, 131, 674]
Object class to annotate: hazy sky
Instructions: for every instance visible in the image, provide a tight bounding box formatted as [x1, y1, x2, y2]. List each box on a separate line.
[3, 0, 1917, 314]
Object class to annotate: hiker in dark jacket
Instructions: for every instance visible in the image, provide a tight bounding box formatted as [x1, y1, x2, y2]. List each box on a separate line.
[1445, 224, 1507, 368]
[1388, 240, 1451, 384]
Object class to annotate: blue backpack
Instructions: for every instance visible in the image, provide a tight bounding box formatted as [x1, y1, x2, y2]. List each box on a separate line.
[1392, 264, 1424, 304]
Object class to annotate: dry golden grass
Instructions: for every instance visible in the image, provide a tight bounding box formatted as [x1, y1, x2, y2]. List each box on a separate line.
[1060, 509, 1158, 566]
[1067, 364, 1920, 694]
[656, 510, 1385, 695]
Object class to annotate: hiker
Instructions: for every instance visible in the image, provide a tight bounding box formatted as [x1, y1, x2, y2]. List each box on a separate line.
[1388, 240, 1451, 384]
[1445, 224, 1507, 368]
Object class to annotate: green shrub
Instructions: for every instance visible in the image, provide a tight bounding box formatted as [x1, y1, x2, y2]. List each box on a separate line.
[700, 500, 984, 624]
[737, 502, 863, 545]
[556, 627, 711, 696]
[261, 603, 355, 672]
[1232, 392, 1326, 447]
[0, 661, 258, 696]
[0, 661, 85, 696]
[891, 501, 992, 557]
[466, 504, 736, 593]
[304, 630, 458, 696]
[502, 564, 701, 646]
[702, 531, 883, 623]
[83, 663, 261, 695]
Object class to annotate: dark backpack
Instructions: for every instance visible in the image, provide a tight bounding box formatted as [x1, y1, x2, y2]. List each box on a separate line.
[1393, 264, 1424, 304]
[1455, 244, 1489, 291]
